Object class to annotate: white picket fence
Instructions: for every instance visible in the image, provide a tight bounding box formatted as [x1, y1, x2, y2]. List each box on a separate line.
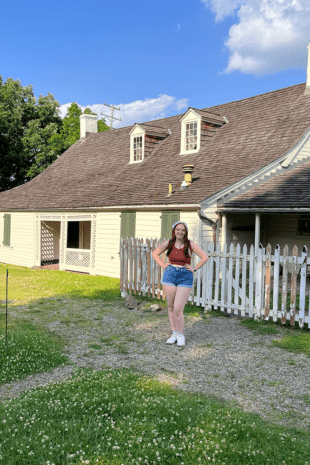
[120, 238, 310, 328]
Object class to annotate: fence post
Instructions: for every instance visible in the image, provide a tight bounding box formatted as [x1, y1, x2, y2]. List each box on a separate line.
[264, 244, 271, 320]
[124, 238, 129, 295]
[299, 246, 307, 329]
[273, 245, 280, 322]
[234, 243, 241, 315]
[120, 238, 124, 297]
[255, 245, 263, 319]
[290, 245, 298, 326]
[281, 245, 289, 324]
[133, 238, 137, 294]
[214, 242, 221, 310]
[248, 245, 254, 318]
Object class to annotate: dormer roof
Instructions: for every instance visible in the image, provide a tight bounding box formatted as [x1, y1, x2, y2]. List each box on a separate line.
[180, 107, 227, 125]
[129, 123, 170, 137]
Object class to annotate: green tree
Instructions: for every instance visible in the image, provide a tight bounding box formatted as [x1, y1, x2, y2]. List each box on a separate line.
[0, 76, 63, 190]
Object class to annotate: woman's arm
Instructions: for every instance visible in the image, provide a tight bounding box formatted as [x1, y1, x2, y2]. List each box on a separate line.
[184, 241, 208, 272]
[152, 240, 170, 269]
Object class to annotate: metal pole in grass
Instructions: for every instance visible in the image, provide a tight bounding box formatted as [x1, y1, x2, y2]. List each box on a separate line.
[5, 268, 8, 351]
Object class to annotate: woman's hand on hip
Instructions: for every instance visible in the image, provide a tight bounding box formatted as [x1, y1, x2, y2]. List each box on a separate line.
[163, 261, 171, 269]
[185, 264, 194, 273]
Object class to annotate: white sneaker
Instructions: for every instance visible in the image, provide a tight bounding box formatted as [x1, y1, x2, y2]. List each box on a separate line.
[177, 334, 185, 346]
[166, 333, 178, 344]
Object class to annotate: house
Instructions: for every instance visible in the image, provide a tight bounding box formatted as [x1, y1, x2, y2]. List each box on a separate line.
[2, 47, 310, 278]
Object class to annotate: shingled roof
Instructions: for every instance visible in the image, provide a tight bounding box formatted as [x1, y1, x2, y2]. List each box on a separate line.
[1, 82, 310, 211]
[221, 158, 310, 211]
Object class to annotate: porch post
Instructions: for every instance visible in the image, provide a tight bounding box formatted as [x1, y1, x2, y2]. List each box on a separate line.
[255, 213, 260, 254]
[221, 213, 227, 251]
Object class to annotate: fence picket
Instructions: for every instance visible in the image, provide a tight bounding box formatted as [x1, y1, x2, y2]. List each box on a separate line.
[214, 242, 221, 310]
[227, 243, 234, 314]
[299, 246, 307, 329]
[273, 245, 280, 322]
[120, 238, 124, 297]
[220, 243, 227, 313]
[156, 239, 162, 299]
[201, 243, 208, 307]
[206, 242, 214, 310]
[124, 238, 129, 294]
[248, 245, 254, 318]
[264, 244, 271, 320]
[290, 245, 298, 326]
[255, 245, 263, 319]
[281, 245, 289, 324]
[133, 238, 137, 294]
[234, 244, 241, 315]
[241, 244, 247, 316]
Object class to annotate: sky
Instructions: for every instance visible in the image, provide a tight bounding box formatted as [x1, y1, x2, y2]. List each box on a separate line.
[1, 0, 309, 128]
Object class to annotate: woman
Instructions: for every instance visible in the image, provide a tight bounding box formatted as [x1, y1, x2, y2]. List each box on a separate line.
[152, 221, 208, 347]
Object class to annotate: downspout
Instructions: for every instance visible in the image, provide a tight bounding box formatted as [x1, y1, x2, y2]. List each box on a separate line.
[197, 208, 221, 247]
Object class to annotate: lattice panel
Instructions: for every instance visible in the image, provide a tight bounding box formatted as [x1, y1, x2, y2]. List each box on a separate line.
[41, 221, 60, 263]
[60, 217, 66, 265]
[35, 217, 40, 261]
[40, 216, 61, 220]
[91, 218, 97, 268]
[67, 215, 92, 221]
[65, 250, 91, 267]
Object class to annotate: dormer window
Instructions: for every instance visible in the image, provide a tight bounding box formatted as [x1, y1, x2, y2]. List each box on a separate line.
[185, 122, 198, 151]
[180, 108, 227, 155]
[129, 123, 170, 164]
[133, 136, 143, 162]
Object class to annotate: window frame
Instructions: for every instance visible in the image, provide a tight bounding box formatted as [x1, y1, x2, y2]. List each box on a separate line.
[180, 116, 201, 155]
[130, 133, 144, 164]
[298, 216, 310, 236]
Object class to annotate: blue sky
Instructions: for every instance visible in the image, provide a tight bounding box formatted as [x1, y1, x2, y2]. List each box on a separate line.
[1, 0, 309, 127]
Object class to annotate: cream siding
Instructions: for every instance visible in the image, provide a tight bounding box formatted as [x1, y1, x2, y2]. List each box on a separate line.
[0, 212, 35, 267]
[136, 211, 161, 239]
[201, 205, 217, 244]
[95, 211, 121, 278]
[180, 211, 199, 243]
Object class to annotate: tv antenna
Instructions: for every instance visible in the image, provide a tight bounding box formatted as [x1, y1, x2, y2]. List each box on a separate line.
[101, 103, 121, 129]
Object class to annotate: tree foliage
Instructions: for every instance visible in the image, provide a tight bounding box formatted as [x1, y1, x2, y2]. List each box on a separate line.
[0, 76, 109, 191]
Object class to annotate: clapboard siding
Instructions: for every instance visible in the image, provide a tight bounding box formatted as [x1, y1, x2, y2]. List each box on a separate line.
[0, 212, 35, 267]
[180, 211, 199, 242]
[95, 212, 121, 278]
[136, 212, 161, 239]
[201, 206, 217, 243]
[265, 215, 310, 252]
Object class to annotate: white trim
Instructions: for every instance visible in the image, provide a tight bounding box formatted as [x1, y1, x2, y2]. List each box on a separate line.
[180, 116, 201, 155]
[129, 132, 144, 164]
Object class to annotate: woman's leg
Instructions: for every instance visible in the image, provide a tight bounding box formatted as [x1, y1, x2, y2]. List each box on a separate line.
[173, 286, 192, 333]
[162, 284, 177, 331]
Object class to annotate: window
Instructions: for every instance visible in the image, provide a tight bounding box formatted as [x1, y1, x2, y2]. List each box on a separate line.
[133, 136, 143, 161]
[67, 221, 91, 249]
[185, 122, 197, 151]
[161, 211, 180, 239]
[298, 217, 310, 235]
[121, 212, 136, 239]
[3, 214, 11, 246]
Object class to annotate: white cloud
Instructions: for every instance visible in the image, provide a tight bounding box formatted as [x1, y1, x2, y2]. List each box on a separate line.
[59, 95, 188, 128]
[201, 0, 245, 22]
[203, 0, 310, 75]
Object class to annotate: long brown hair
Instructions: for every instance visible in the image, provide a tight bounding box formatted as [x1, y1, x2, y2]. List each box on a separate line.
[166, 223, 192, 258]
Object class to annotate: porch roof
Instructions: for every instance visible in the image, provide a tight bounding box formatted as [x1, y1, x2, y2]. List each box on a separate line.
[220, 158, 310, 212]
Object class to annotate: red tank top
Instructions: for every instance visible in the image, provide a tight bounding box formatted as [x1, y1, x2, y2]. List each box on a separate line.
[168, 244, 191, 266]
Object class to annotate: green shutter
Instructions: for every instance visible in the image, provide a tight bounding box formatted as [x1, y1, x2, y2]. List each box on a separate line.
[128, 212, 136, 239]
[161, 212, 169, 239]
[121, 212, 136, 239]
[170, 212, 180, 233]
[161, 211, 180, 239]
[121, 213, 128, 239]
[3, 214, 11, 246]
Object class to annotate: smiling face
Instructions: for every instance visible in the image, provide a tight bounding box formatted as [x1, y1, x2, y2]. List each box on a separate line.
[174, 223, 186, 240]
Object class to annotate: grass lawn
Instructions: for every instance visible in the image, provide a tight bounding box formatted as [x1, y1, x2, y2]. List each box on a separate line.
[0, 368, 309, 465]
[0, 264, 310, 464]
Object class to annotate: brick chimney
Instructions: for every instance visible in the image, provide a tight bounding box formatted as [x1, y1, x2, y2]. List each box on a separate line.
[79, 114, 97, 139]
[306, 43, 310, 94]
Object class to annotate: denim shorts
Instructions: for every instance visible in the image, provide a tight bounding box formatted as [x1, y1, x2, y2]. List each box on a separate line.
[161, 266, 193, 288]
